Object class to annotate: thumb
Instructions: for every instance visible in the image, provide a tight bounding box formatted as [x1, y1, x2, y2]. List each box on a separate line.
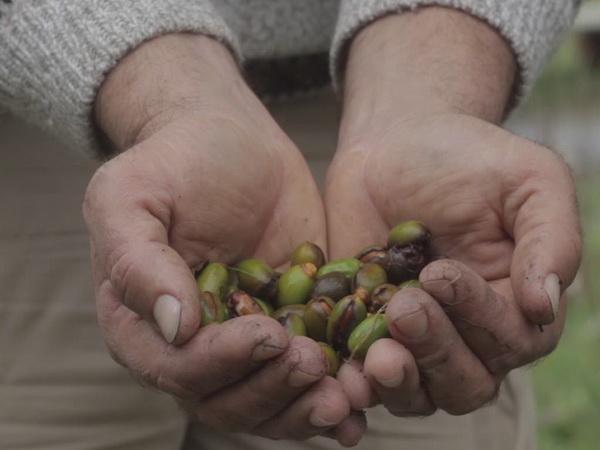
[508, 147, 581, 325]
[84, 167, 201, 345]
[97, 239, 201, 345]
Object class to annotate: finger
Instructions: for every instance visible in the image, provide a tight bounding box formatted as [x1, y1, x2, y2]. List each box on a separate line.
[503, 143, 581, 324]
[254, 157, 329, 266]
[324, 153, 389, 259]
[420, 259, 566, 374]
[364, 338, 436, 416]
[252, 376, 351, 441]
[322, 410, 368, 448]
[193, 336, 327, 432]
[84, 164, 201, 345]
[336, 359, 375, 410]
[386, 288, 497, 415]
[97, 280, 289, 399]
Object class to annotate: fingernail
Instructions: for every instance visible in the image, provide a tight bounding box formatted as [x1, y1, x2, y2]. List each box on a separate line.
[393, 306, 428, 338]
[544, 273, 561, 320]
[288, 367, 323, 388]
[421, 279, 456, 305]
[378, 367, 404, 388]
[154, 294, 181, 344]
[309, 410, 341, 427]
[251, 341, 286, 362]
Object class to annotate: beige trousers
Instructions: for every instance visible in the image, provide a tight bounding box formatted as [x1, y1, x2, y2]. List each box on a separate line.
[0, 92, 536, 449]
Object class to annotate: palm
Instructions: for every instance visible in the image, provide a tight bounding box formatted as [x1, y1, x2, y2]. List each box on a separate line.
[326, 113, 535, 283]
[88, 107, 326, 278]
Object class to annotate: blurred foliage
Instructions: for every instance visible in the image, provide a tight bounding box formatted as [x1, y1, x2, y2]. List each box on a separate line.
[524, 35, 600, 111]
[522, 24, 600, 450]
[532, 175, 600, 450]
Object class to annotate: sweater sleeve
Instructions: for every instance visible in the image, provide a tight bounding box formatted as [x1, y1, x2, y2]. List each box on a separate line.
[331, 0, 581, 105]
[0, 0, 240, 157]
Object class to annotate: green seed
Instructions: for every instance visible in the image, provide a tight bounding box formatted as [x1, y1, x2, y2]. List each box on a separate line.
[196, 262, 229, 301]
[226, 290, 267, 317]
[276, 263, 317, 307]
[234, 258, 278, 301]
[386, 244, 428, 284]
[199, 291, 228, 326]
[311, 271, 350, 302]
[352, 263, 388, 297]
[387, 220, 431, 249]
[355, 245, 389, 269]
[277, 312, 307, 338]
[317, 258, 361, 280]
[291, 241, 326, 269]
[272, 304, 306, 320]
[254, 297, 274, 316]
[304, 296, 335, 342]
[319, 342, 340, 377]
[347, 314, 390, 359]
[326, 294, 367, 353]
[370, 283, 399, 313]
[225, 269, 240, 296]
[399, 279, 421, 289]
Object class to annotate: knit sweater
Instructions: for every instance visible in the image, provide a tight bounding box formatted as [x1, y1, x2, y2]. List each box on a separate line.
[0, 0, 581, 156]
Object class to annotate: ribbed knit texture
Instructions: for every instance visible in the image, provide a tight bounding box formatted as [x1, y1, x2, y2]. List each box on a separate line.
[331, 0, 580, 101]
[0, 1, 581, 156]
[214, 0, 338, 59]
[0, 0, 239, 157]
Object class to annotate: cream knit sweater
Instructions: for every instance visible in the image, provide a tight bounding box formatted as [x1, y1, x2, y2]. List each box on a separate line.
[0, 0, 581, 155]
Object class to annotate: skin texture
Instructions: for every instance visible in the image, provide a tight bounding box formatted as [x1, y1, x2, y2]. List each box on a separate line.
[83, 6, 582, 445]
[85, 34, 363, 446]
[326, 7, 581, 416]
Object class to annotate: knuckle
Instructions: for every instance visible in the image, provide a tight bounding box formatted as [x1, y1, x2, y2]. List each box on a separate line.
[485, 338, 533, 374]
[443, 379, 499, 416]
[417, 345, 453, 373]
[82, 162, 116, 220]
[109, 249, 138, 306]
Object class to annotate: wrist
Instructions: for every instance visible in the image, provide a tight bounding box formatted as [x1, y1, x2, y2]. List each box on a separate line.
[339, 7, 516, 146]
[95, 33, 245, 151]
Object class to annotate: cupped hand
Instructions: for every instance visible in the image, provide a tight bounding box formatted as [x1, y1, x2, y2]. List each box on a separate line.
[325, 111, 581, 416]
[83, 34, 363, 445]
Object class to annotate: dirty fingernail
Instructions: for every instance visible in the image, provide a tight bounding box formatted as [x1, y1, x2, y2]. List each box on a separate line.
[154, 294, 181, 344]
[393, 306, 428, 338]
[421, 278, 455, 305]
[544, 273, 561, 321]
[251, 341, 286, 362]
[288, 367, 324, 388]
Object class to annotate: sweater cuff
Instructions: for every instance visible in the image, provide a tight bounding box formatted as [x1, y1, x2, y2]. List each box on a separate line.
[331, 0, 580, 108]
[0, 0, 240, 157]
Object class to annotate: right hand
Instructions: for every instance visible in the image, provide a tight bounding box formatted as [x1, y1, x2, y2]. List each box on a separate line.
[83, 34, 364, 446]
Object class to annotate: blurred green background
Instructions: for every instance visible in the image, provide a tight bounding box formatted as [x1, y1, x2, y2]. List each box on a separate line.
[512, 2, 600, 449]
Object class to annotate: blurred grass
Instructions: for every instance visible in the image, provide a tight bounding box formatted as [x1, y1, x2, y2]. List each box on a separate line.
[519, 28, 600, 450]
[532, 174, 600, 450]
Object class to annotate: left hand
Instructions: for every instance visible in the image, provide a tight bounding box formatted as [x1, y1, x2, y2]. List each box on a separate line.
[328, 111, 580, 416]
[324, 8, 582, 416]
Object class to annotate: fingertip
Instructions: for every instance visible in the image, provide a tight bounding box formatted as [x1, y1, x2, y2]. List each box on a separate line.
[231, 315, 289, 362]
[364, 339, 406, 389]
[337, 360, 374, 410]
[153, 294, 181, 343]
[109, 242, 203, 344]
[516, 271, 559, 325]
[308, 378, 351, 428]
[333, 411, 367, 447]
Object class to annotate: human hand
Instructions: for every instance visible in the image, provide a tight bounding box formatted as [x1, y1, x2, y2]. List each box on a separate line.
[83, 34, 364, 445]
[325, 8, 581, 416]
